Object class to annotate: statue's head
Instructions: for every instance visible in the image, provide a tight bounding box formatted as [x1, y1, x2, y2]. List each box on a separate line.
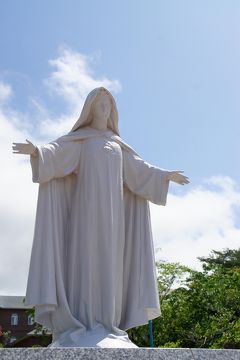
[71, 87, 120, 136]
[90, 88, 113, 126]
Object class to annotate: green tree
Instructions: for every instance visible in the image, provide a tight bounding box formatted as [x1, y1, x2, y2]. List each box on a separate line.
[182, 248, 240, 348]
[128, 248, 240, 349]
[0, 330, 11, 348]
[128, 261, 192, 347]
[199, 248, 240, 269]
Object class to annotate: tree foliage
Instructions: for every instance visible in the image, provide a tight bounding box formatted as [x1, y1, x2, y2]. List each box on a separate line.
[128, 248, 240, 349]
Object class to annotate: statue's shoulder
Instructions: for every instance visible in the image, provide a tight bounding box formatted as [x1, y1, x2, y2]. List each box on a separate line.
[58, 127, 100, 142]
[110, 134, 140, 157]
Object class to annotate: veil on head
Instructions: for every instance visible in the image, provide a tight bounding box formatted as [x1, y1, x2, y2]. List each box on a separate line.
[70, 87, 120, 136]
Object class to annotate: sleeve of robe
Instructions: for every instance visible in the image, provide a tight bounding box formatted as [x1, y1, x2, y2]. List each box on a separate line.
[122, 150, 170, 205]
[30, 138, 81, 183]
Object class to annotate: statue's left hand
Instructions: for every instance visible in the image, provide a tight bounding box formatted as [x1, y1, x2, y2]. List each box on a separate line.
[167, 171, 189, 185]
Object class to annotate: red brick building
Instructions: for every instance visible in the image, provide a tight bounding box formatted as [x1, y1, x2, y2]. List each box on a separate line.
[0, 295, 36, 345]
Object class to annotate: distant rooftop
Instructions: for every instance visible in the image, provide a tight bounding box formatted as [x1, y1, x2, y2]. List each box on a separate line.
[0, 295, 33, 309]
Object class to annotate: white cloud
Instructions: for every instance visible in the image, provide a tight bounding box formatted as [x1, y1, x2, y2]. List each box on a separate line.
[151, 177, 240, 271]
[0, 96, 37, 295]
[44, 46, 121, 107]
[4, 46, 122, 143]
[39, 46, 121, 139]
[0, 82, 12, 104]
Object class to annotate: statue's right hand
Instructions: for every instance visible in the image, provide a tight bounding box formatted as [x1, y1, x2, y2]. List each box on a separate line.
[12, 139, 38, 156]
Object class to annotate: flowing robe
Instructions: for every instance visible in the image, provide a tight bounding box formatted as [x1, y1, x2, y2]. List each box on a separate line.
[25, 127, 170, 347]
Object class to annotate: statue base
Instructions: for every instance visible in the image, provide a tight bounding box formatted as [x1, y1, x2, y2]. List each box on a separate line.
[0, 348, 239, 359]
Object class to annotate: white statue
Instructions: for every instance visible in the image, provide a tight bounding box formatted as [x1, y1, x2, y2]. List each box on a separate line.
[12, 87, 189, 348]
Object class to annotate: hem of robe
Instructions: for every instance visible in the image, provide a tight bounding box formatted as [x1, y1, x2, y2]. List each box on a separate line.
[24, 302, 161, 334]
[48, 323, 139, 348]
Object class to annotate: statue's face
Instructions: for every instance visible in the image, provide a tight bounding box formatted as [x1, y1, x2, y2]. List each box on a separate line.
[92, 94, 112, 122]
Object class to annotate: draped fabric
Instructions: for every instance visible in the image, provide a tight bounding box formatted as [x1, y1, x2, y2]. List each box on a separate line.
[25, 127, 170, 347]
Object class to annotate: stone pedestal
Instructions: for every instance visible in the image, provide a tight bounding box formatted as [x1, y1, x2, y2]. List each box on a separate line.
[0, 348, 239, 359]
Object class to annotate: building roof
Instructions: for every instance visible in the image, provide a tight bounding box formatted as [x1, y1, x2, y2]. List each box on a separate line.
[0, 295, 33, 309]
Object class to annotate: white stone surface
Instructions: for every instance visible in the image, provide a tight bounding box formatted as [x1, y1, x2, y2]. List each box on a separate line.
[0, 348, 239, 360]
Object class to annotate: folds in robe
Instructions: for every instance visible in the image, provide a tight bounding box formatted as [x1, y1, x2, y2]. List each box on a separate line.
[25, 127, 170, 336]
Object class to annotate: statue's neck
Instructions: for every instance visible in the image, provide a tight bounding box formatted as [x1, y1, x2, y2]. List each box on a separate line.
[90, 116, 108, 131]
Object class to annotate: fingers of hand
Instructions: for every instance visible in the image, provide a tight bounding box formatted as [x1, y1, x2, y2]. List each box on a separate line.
[180, 177, 190, 185]
[12, 144, 22, 152]
[171, 173, 190, 185]
[12, 143, 31, 154]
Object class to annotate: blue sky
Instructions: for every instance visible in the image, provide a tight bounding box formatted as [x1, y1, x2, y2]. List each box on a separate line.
[1, 0, 239, 182]
[0, 1, 239, 294]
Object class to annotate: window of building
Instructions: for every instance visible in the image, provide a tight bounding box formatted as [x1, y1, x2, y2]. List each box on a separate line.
[28, 314, 34, 325]
[11, 313, 18, 326]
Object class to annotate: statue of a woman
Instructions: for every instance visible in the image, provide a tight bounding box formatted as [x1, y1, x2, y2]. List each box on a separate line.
[12, 87, 189, 348]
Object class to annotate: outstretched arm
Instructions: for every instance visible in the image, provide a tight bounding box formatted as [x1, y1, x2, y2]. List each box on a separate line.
[13, 137, 81, 183]
[166, 170, 189, 185]
[12, 139, 38, 157]
[123, 149, 190, 205]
